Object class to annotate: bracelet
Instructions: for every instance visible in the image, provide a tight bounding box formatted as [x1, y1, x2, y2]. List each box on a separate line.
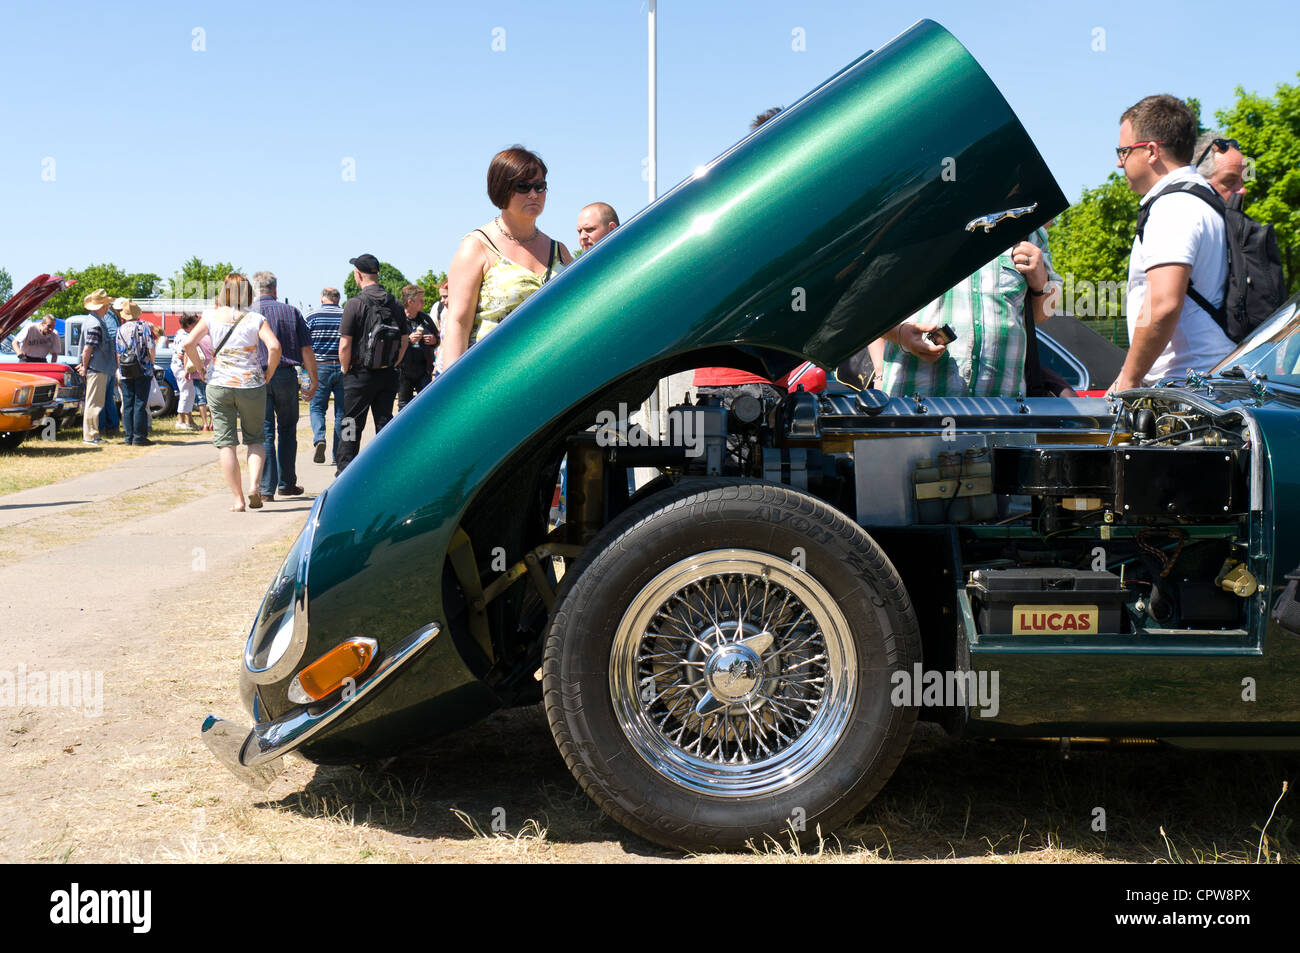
[1027, 286, 1047, 297]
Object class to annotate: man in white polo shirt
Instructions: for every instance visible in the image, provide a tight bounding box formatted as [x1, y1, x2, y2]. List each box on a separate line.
[1110, 94, 1231, 392]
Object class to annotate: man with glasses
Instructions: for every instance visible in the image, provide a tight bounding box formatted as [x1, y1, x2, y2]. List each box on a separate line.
[1109, 94, 1230, 393]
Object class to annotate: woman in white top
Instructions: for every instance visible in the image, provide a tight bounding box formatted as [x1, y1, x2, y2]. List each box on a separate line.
[184, 274, 283, 511]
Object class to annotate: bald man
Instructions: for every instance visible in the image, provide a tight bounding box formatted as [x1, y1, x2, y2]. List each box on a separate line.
[576, 202, 619, 251]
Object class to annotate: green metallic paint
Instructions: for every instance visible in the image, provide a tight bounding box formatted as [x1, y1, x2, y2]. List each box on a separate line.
[259, 20, 1071, 758]
[961, 392, 1300, 735]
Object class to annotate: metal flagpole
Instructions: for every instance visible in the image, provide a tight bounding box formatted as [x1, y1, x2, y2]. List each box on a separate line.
[646, 0, 664, 448]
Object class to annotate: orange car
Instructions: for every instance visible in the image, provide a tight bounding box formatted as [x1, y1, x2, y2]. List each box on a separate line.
[0, 368, 57, 450]
[0, 274, 75, 450]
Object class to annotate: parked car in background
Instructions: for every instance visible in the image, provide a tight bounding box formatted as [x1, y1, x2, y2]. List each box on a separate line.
[0, 369, 58, 450]
[0, 274, 83, 431]
[782, 314, 1126, 397]
[1036, 314, 1127, 397]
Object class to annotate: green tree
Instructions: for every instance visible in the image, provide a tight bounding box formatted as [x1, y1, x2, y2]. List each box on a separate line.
[0, 267, 11, 305]
[1047, 172, 1139, 320]
[39, 263, 162, 319]
[344, 261, 408, 299]
[414, 269, 448, 304]
[1216, 73, 1300, 293]
[167, 256, 241, 301]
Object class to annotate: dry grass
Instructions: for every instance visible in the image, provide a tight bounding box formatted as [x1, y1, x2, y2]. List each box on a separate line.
[0, 416, 202, 496]
[5, 475, 1299, 863]
[0, 400, 314, 496]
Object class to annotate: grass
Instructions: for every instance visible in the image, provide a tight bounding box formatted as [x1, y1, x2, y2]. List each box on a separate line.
[0, 415, 204, 496]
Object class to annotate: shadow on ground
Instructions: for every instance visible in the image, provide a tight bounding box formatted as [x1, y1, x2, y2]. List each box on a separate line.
[263, 710, 1300, 861]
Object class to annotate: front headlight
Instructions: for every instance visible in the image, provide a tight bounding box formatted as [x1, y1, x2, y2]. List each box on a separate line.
[12, 386, 31, 406]
[244, 492, 325, 683]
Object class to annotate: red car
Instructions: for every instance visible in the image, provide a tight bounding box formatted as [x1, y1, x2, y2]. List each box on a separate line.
[0, 274, 83, 426]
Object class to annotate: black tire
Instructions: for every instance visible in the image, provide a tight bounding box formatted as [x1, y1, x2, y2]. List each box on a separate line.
[0, 430, 28, 452]
[542, 478, 920, 851]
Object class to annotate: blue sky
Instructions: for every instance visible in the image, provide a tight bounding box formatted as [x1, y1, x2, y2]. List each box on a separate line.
[2, 0, 1297, 310]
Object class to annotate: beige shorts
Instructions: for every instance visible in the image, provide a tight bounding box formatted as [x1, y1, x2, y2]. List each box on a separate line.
[207, 383, 266, 448]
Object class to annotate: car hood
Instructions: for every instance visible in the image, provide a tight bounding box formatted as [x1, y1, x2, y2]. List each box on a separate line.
[0, 274, 73, 340]
[0, 369, 55, 387]
[303, 18, 1069, 651]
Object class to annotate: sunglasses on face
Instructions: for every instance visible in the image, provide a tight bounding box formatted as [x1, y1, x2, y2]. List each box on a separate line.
[1115, 140, 1164, 162]
[1194, 137, 1242, 168]
[513, 180, 548, 194]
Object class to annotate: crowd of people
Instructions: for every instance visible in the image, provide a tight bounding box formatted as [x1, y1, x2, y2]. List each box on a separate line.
[40, 145, 617, 511]
[27, 94, 1284, 511]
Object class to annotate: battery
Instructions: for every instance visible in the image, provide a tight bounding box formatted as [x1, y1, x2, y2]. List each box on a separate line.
[967, 568, 1126, 636]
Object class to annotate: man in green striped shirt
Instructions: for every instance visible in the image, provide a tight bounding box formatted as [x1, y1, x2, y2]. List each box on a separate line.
[876, 228, 1059, 398]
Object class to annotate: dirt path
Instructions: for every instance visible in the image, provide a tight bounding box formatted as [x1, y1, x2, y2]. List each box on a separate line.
[1, 426, 1295, 863]
[0, 424, 667, 862]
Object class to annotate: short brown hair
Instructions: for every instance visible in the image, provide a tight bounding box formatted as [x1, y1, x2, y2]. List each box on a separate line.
[487, 145, 547, 209]
[215, 273, 254, 309]
[1121, 95, 1197, 165]
[400, 284, 425, 305]
[321, 287, 341, 304]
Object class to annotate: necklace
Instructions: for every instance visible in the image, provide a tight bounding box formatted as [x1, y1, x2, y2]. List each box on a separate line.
[496, 216, 538, 244]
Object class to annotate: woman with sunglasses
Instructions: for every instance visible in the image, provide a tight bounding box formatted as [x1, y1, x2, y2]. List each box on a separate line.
[440, 146, 572, 372]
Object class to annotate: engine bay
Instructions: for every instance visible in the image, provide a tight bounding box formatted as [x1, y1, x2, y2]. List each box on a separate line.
[559, 386, 1267, 648]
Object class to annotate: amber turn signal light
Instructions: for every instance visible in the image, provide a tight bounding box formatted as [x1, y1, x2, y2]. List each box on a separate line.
[287, 638, 378, 704]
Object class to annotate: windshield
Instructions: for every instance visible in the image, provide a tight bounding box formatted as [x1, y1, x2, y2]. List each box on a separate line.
[1211, 295, 1300, 381]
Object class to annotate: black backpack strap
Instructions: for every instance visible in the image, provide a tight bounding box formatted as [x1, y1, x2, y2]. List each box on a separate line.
[1135, 180, 1224, 241]
[1134, 181, 1228, 324]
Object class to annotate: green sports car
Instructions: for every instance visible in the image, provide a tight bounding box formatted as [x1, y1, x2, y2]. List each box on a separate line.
[203, 19, 1300, 851]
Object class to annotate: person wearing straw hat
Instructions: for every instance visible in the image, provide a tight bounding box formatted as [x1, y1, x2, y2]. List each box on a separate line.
[98, 297, 129, 435]
[114, 300, 156, 446]
[77, 288, 118, 445]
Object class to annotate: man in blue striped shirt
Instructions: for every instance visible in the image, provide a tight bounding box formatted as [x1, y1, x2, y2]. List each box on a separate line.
[306, 287, 345, 465]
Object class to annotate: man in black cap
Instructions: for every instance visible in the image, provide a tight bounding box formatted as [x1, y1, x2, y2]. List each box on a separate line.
[336, 254, 409, 474]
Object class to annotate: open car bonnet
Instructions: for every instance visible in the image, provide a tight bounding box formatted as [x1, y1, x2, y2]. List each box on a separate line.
[328, 21, 1064, 508]
[260, 18, 1069, 738]
[0, 275, 74, 340]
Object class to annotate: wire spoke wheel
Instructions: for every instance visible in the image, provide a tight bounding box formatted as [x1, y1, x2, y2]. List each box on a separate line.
[611, 549, 855, 797]
[543, 479, 919, 850]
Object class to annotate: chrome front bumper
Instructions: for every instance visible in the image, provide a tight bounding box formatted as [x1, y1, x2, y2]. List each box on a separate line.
[202, 622, 441, 788]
